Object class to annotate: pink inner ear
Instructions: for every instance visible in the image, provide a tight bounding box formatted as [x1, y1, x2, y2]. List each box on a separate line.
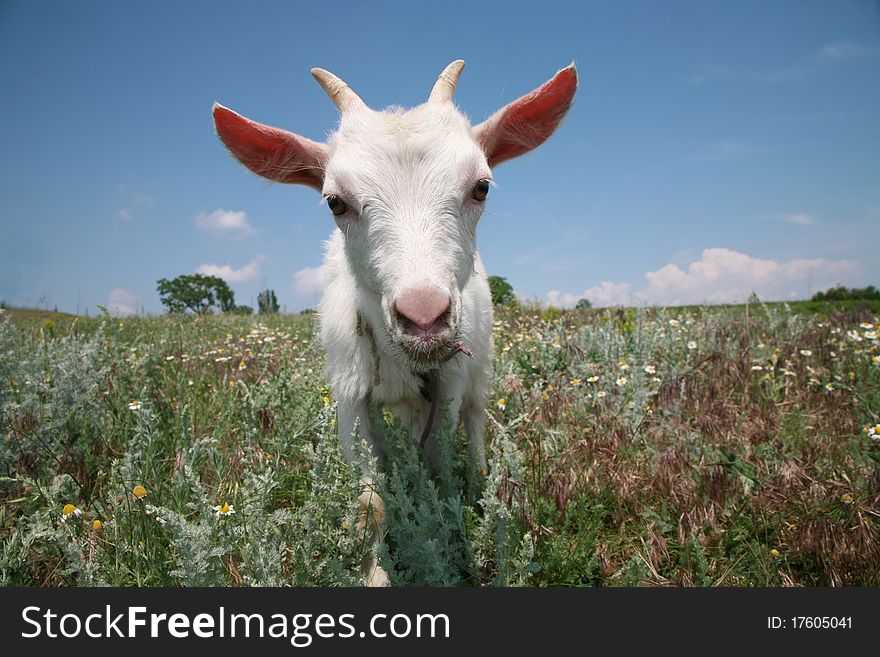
[213, 104, 327, 190]
[475, 65, 578, 168]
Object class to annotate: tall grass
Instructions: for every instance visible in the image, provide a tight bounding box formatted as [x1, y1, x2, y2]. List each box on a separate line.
[0, 302, 877, 586]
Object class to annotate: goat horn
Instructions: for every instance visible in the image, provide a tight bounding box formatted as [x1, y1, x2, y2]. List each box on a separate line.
[311, 68, 367, 113]
[428, 60, 465, 103]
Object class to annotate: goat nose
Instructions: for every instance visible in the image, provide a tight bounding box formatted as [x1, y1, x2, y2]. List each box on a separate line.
[395, 286, 450, 333]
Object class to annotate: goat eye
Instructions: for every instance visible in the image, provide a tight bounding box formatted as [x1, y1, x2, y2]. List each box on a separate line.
[326, 195, 348, 216]
[471, 179, 490, 202]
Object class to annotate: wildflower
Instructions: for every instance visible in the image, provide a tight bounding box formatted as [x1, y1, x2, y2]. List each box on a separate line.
[865, 424, 880, 440]
[92, 519, 104, 532]
[873, 356, 880, 366]
[213, 502, 235, 518]
[799, 349, 812, 357]
[668, 319, 680, 327]
[824, 383, 834, 392]
[687, 341, 697, 350]
[128, 401, 142, 411]
[864, 331, 877, 340]
[782, 369, 796, 378]
[542, 391, 550, 400]
[841, 494, 853, 505]
[164, 355, 175, 361]
[587, 375, 600, 383]
[552, 341, 561, 349]
[615, 376, 628, 386]
[596, 390, 607, 398]
[61, 504, 82, 522]
[751, 365, 764, 371]
[497, 398, 507, 411]
[860, 322, 874, 330]
[571, 378, 581, 387]
[132, 485, 148, 500]
[618, 360, 629, 370]
[770, 549, 780, 558]
[643, 365, 656, 375]
[238, 360, 247, 371]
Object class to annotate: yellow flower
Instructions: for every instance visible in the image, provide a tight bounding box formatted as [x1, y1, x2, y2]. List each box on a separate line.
[496, 398, 506, 410]
[213, 502, 235, 518]
[132, 485, 148, 499]
[61, 504, 81, 522]
[571, 378, 581, 387]
[128, 401, 142, 411]
[841, 494, 853, 505]
[770, 548, 780, 558]
[92, 519, 104, 532]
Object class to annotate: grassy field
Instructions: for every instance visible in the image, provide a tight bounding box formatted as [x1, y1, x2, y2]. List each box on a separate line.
[1, 300, 878, 587]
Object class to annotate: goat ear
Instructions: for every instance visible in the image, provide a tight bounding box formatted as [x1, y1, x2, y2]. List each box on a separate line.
[213, 103, 327, 191]
[473, 64, 578, 168]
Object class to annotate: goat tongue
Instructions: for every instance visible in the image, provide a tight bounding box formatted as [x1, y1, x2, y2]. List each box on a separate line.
[456, 341, 475, 359]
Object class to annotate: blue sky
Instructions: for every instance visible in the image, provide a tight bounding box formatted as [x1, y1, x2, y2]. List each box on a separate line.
[1, 0, 878, 315]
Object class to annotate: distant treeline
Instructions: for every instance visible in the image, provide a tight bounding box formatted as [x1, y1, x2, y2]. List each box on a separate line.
[810, 285, 880, 302]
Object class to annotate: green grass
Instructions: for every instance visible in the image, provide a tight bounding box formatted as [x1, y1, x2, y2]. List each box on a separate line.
[1, 301, 878, 586]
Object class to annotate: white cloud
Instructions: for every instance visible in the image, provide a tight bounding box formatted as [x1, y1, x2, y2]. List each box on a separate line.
[107, 288, 137, 316]
[292, 266, 326, 297]
[694, 41, 876, 86]
[117, 194, 154, 222]
[196, 255, 266, 283]
[548, 248, 862, 308]
[195, 209, 254, 237]
[819, 41, 876, 60]
[548, 281, 634, 308]
[781, 213, 814, 225]
[686, 139, 761, 162]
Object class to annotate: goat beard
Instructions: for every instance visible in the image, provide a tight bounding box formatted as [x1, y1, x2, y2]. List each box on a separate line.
[396, 333, 462, 367]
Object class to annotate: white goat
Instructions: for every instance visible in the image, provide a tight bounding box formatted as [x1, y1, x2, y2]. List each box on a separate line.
[213, 60, 577, 585]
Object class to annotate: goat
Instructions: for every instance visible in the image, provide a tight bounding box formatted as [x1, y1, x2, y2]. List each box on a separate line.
[213, 60, 577, 585]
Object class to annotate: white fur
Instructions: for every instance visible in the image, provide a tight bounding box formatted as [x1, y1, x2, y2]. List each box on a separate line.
[215, 61, 577, 586]
[318, 103, 493, 472]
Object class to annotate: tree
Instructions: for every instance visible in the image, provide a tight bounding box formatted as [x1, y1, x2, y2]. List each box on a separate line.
[811, 285, 879, 302]
[156, 274, 236, 314]
[575, 298, 592, 311]
[257, 288, 280, 315]
[488, 275, 515, 306]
